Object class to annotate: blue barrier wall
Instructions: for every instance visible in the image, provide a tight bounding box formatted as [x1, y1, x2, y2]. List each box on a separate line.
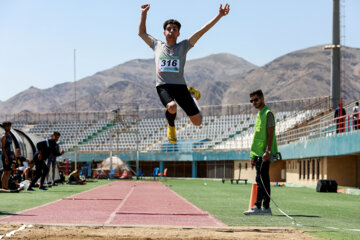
[61, 149, 251, 163]
[279, 130, 360, 159]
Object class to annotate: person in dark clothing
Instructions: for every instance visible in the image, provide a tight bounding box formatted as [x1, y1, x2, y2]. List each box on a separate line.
[334, 105, 346, 133]
[244, 90, 278, 216]
[54, 170, 65, 184]
[28, 131, 64, 191]
[46, 134, 61, 186]
[1, 121, 15, 190]
[353, 102, 359, 130]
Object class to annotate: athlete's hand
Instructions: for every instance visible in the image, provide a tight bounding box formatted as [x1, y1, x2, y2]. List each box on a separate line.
[219, 3, 230, 17]
[141, 4, 150, 13]
[60, 150, 65, 155]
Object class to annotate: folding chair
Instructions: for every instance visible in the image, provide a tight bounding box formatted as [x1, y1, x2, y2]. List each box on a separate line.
[152, 167, 159, 180]
[158, 168, 167, 177]
[137, 168, 144, 180]
[158, 168, 168, 180]
[108, 168, 116, 179]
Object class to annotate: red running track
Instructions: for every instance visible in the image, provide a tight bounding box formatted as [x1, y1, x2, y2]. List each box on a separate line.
[0, 181, 225, 227]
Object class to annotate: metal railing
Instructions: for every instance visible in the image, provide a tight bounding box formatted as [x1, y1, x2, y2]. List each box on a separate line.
[1, 96, 330, 123]
[69, 112, 359, 153]
[277, 113, 359, 145]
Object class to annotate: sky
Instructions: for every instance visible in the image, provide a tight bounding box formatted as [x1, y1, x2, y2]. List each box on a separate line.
[0, 0, 359, 102]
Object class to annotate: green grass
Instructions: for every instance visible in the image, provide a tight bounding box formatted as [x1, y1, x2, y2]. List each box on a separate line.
[0, 180, 111, 216]
[1, 179, 359, 240]
[164, 179, 360, 240]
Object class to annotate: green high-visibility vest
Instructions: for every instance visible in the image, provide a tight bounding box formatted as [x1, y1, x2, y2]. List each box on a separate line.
[250, 105, 278, 159]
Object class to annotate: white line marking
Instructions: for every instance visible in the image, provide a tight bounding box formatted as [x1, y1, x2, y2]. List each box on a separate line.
[161, 182, 226, 227]
[105, 183, 136, 225]
[0, 224, 33, 239]
[0, 182, 115, 222]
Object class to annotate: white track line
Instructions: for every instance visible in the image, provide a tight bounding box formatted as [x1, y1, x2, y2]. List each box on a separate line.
[0, 224, 33, 239]
[105, 183, 136, 225]
[161, 182, 226, 227]
[0, 182, 115, 222]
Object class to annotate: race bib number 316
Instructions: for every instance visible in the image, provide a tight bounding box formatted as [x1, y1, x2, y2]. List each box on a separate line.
[158, 57, 180, 72]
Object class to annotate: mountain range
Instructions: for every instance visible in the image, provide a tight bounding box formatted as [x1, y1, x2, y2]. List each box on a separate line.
[1, 45, 359, 114]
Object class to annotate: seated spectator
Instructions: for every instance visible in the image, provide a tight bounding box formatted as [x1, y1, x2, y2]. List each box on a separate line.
[23, 160, 38, 190]
[68, 168, 86, 185]
[15, 149, 29, 170]
[7, 174, 22, 192]
[54, 170, 66, 185]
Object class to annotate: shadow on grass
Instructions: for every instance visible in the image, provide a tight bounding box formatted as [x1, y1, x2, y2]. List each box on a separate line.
[273, 214, 321, 218]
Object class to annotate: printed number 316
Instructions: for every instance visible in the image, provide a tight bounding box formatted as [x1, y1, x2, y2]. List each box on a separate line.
[161, 59, 177, 67]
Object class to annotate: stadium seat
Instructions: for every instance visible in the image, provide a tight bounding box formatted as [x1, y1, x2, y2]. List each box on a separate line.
[108, 168, 116, 179]
[152, 168, 160, 180]
[136, 168, 144, 180]
[158, 168, 168, 179]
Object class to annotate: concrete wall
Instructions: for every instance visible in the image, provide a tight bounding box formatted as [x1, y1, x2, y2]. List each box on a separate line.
[326, 155, 360, 187]
[234, 160, 285, 182]
[285, 156, 360, 188]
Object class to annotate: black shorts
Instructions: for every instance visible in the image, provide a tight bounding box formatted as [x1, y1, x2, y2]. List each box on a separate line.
[1, 155, 13, 171]
[156, 84, 200, 117]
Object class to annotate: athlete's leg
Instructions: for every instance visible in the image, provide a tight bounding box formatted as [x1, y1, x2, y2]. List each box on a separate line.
[189, 113, 202, 126]
[52, 166, 56, 184]
[46, 159, 51, 183]
[1, 170, 11, 189]
[157, 85, 178, 144]
[166, 102, 177, 144]
[176, 85, 202, 126]
[165, 103, 177, 126]
[166, 101, 177, 115]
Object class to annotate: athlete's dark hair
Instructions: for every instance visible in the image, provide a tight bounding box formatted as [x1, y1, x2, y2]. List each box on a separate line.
[53, 131, 61, 137]
[356, 102, 359, 106]
[2, 121, 12, 127]
[163, 19, 181, 30]
[249, 89, 264, 98]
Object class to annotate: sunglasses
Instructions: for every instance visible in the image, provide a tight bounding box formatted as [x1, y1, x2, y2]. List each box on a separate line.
[250, 98, 259, 103]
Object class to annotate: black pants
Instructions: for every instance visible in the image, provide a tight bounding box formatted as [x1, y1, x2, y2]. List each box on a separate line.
[30, 160, 49, 188]
[255, 158, 270, 209]
[354, 119, 359, 130]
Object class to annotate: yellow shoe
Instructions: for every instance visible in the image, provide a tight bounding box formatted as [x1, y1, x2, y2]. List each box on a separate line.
[188, 87, 201, 100]
[167, 125, 177, 144]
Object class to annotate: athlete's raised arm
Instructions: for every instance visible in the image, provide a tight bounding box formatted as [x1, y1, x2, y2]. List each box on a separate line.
[138, 4, 153, 47]
[189, 3, 230, 46]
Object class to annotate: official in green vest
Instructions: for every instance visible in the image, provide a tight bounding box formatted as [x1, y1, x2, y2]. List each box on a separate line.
[244, 89, 278, 216]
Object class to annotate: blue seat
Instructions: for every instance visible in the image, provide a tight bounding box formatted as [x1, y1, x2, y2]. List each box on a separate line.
[80, 163, 89, 178]
[152, 167, 159, 180]
[137, 168, 144, 180]
[108, 168, 116, 179]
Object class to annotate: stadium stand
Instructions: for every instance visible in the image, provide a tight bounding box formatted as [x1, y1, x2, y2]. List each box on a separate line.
[3, 97, 360, 187]
[17, 108, 326, 153]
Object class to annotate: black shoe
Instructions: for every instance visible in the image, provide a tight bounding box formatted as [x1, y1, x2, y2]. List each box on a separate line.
[52, 182, 57, 186]
[27, 187, 35, 191]
[39, 186, 48, 191]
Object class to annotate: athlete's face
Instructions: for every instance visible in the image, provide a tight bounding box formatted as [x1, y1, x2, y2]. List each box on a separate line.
[164, 24, 180, 42]
[4, 124, 11, 132]
[54, 134, 60, 143]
